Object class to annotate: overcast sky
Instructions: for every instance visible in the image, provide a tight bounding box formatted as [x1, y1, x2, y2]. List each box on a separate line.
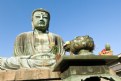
[0, 0, 121, 57]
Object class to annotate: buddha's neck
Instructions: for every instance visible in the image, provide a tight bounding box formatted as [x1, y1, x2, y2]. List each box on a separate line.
[34, 29, 47, 35]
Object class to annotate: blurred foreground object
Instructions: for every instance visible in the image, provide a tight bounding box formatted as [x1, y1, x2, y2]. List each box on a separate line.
[64, 35, 94, 55]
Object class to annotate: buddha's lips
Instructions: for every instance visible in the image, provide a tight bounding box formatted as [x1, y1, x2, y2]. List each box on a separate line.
[39, 21, 45, 24]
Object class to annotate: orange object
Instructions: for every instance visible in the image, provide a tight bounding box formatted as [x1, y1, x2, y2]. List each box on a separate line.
[99, 49, 113, 55]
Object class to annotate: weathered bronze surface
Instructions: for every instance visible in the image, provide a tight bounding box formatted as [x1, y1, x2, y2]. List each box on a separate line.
[0, 8, 65, 70]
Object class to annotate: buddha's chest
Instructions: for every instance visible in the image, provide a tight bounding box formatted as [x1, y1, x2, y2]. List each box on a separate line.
[34, 34, 52, 53]
[34, 34, 50, 45]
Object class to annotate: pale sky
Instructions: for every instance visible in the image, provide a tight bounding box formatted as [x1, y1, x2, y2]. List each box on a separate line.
[0, 0, 121, 57]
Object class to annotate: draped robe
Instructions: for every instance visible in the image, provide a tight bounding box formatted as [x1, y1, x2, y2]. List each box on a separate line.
[0, 31, 65, 70]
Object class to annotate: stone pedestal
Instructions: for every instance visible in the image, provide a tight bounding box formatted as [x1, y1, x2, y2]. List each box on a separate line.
[0, 68, 61, 81]
[53, 55, 121, 81]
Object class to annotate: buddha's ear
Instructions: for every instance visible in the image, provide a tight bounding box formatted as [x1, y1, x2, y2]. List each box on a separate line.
[31, 22, 34, 30]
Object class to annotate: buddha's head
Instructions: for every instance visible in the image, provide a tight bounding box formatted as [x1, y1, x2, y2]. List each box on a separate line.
[32, 8, 50, 32]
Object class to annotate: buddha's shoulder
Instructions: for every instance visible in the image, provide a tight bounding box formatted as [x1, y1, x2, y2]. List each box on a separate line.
[49, 32, 61, 37]
[16, 31, 33, 37]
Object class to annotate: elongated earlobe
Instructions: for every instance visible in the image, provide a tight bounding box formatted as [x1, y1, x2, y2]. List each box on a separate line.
[31, 22, 34, 30]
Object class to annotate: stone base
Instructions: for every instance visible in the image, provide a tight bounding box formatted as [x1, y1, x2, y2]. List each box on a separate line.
[62, 74, 121, 81]
[53, 55, 121, 81]
[0, 68, 61, 81]
[61, 66, 109, 79]
[61, 66, 118, 81]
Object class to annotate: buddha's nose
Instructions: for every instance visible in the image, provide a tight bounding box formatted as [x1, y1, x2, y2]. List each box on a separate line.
[39, 15, 43, 20]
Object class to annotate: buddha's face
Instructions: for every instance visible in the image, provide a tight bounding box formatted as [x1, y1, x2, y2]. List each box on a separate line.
[32, 11, 49, 31]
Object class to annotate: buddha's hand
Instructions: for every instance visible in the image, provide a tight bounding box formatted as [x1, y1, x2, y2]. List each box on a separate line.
[20, 55, 31, 59]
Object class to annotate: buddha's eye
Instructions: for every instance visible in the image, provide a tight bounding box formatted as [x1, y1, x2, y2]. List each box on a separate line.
[43, 16, 48, 19]
[35, 16, 41, 18]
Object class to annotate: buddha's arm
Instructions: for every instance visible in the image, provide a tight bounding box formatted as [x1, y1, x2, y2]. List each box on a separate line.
[14, 34, 25, 57]
[56, 36, 65, 56]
